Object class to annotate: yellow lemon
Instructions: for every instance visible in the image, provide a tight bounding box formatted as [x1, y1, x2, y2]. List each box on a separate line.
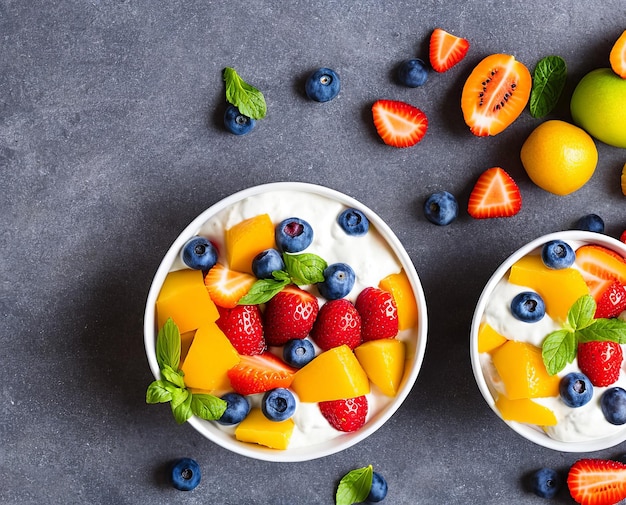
[520, 120, 598, 196]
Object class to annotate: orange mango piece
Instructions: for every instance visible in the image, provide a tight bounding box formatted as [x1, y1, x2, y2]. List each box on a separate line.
[235, 408, 294, 450]
[225, 214, 276, 274]
[495, 395, 557, 426]
[379, 270, 418, 330]
[354, 339, 406, 397]
[477, 322, 508, 353]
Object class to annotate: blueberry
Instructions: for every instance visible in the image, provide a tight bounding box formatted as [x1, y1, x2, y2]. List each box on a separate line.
[541, 240, 575, 269]
[275, 217, 313, 253]
[283, 338, 316, 368]
[223, 105, 256, 135]
[601, 387, 626, 425]
[217, 392, 250, 425]
[181, 237, 218, 270]
[252, 248, 285, 279]
[423, 191, 459, 226]
[262, 388, 296, 422]
[575, 213, 605, 233]
[337, 208, 369, 236]
[305, 67, 340, 102]
[559, 372, 593, 408]
[367, 471, 388, 502]
[529, 468, 562, 499]
[318, 262, 356, 300]
[397, 58, 428, 87]
[510, 291, 546, 322]
[169, 458, 201, 491]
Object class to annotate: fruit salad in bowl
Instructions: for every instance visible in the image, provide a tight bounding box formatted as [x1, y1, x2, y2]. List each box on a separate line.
[144, 182, 428, 462]
[471, 231, 626, 452]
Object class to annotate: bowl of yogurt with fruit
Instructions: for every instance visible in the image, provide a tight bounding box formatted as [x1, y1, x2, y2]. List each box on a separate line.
[144, 182, 428, 462]
[471, 230, 626, 452]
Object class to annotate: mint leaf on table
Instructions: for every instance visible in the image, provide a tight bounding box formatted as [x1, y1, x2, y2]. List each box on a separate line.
[156, 318, 181, 370]
[336, 465, 374, 505]
[529, 55, 567, 118]
[223, 67, 267, 120]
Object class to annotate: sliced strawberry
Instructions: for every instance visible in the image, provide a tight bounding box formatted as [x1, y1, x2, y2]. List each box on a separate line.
[310, 299, 362, 351]
[467, 167, 522, 219]
[203, 263, 256, 308]
[319, 396, 368, 432]
[567, 458, 626, 505]
[372, 99, 428, 148]
[577, 340, 623, 387]
[575, 245, 626, 300]
[594, 279, 626, 319]
[263, 285, 319, 346]
[355, 287, 398, 341]
[216, 304, 266, 355]
[610, 30, 626, 78]
[429, 28, 470, 73]
[227, 352, 296, 395]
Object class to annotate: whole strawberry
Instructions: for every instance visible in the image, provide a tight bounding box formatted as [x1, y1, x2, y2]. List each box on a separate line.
[355, 287, 399, 341]
[319, 395, 368, 432]
[263, 285, 319, 346]
[216, 304, 266, 355]
[577, 340, 623, 387]
[310, 299, 362, 351]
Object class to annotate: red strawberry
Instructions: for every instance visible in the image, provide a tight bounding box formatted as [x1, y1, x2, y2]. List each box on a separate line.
[355, 287, 398, 341]
[620, 230, 626, 245]
[216, 304, 266, 355]
[371, 99, 428, 148]
[310, 299, 362, 351]
[467, 167, 522, 219]
[204, 263, 256, 308]
[594, 280, 626, 319]
[567, 458, 626, 505]
[577, 340, 623, 387]
[263, 285, 319, 346]
[319, 396, 368, 432]
[429, 28, 470, 73]
[227, 352, 296, 395]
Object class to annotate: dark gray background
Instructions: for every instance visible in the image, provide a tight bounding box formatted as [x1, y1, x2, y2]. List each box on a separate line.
[2, 1, 626, 504]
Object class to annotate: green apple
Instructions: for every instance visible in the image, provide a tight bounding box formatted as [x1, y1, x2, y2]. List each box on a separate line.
[570, 68, 626, 148]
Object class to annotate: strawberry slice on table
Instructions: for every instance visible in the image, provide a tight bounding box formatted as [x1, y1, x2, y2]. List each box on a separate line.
[577, 340, 623, 387]
[227, 352, 297, 395]
[594, 279, 626, 319]
[372, 99, 428, 148]
[310, 298, 362, 351]
[575, 245, 626, 300]
[467, 167, 522, 219]
[203, 263, 256, 308]
[429, 27, 470, 73]
[355, 286, 398, 341]
[319, 395, 368, 432]
[216, 304, 266, 355]
[567, 458, 626, 505]
[263, 285, 319, 346]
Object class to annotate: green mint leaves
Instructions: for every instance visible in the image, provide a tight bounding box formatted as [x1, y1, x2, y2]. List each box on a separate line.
[146, 318, 227, 424]
[238, 252, 327, 305]
[336, 465, 374, 505]
[542, 295, 626, 375]
[223, 67, 267, 120]
[529, 55, 567, 118]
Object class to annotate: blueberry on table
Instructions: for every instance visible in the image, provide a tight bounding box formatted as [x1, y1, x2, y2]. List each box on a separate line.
[223, 104, 256, 135]
[601, 387, 626, 425]
[510, 291, 545, 322]
[275, 217, 313, 253]
[318, 262, 356, 300]
[367, 471, 388, 502]
[181, 236, 218, 270]
[337, 208, 369, 236]
[574, 213, 605, 233]
[559, 372, 593, 408]
[541, 239, 575, 269]
[169, 458, 201, 491]
[217, 392, 251, 425]
[252, 248, 285, 279]
[283, 338, 316, 368]
[305, 67, 340, 102]
[262, 388, 296, 421]
[530, 467, 562, 499]
[423, 191, 459, 226]
[397, 58, 428, 87]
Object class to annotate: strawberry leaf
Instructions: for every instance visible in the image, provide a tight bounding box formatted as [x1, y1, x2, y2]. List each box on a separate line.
[336, 465, 373, 505]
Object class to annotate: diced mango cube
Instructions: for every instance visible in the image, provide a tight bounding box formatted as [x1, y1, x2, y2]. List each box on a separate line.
[354, 339, 406, 396]
[235, 408, 294, 450]
[477, 322, 508, 353]
[495, 395, 557, 426]
[379, 270, 418, 330]
[225, 214, 276, 274]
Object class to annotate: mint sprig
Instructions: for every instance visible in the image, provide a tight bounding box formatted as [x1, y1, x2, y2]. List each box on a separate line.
[336, 465, 374, 505]
[542, 295, 626, 375]
[529, 55, 567, 118]
[223, 67, 267, 120]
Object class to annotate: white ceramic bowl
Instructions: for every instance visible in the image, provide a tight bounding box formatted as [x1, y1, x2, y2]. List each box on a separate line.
[470, 230, 626, 452]
[144, 182, 428, 462]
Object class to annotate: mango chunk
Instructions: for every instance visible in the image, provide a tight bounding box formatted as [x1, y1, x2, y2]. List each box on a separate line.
[495, 395, 557, 426]
[156, 269, 220, 334]
[379, 270, 418, 330]
[491, 340, 560, 400]
[477, 322, 508, 353]
[509, 254, 590, 323]
[225, 214, 276, 274]
[180, 323, 240, 392]
[354, 339, 406, 397]
[235, 408, 295, 450]
[291, 345, 370, 402]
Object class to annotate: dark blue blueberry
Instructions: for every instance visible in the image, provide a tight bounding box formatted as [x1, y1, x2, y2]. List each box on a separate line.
[559, 372, 593, 408]
[423, 191, 459, 226]
[367, 471, 388, 503]
[169, 458, 201, 491]
[283, 338, 316, 368]
[601, 387, 626, 425]
[275, 217, 313, 253]
[217, 392, 250, 425]
[397, 58, 428, 87]
[575, 213, 605, 233]
[223, 105, 256, 135]
[337, 208, 369, 236]
[530, 468, 562, 499]
[318, 262, 356, 300]
[510, 291, 545, 322]
[541, 240, 575, 270]
[252, 248, 285, 279]
[181, 237, 218, 270]
[305, 67, 340, 102]
[262, 388, 296, 421]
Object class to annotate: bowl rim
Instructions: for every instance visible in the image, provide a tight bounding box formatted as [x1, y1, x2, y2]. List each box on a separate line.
[470, 230, 626, 452]
[144, 181, 428, 462]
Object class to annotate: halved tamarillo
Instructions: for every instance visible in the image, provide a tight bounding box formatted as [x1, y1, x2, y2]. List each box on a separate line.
[461, 54, 531, 136]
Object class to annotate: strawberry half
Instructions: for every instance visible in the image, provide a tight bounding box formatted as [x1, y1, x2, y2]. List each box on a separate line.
[355, 286, 398, 341]
[594, 279, 626, 319]
[467, 167, 522, 219]
[204, 263, 256, 308]
[429, 28, 470, 73]
[568, 458, 626, 505]
[319, 395, 368, 432]
[575, 245, 626, 300]
[216, 304, 266, 355]
[263, 285, 319, 346]
[310, 299, 362, 351]
[372, 99, 428, 148]
[577, 340, 623, 387]
[227, 352, 296, 395]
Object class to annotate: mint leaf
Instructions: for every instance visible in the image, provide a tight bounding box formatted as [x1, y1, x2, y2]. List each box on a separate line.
[223, 67, 267, 120]
[238, 275, 290, 305]
[542, 329, 577, 376]
[160, 364, 185, 389]
[191, 394, 228, 421]
[567, 295, 596, 331]
[146, 380, 174, 404]
[336, 465, 374, 505]
[156, 318, 181, 371]
[284, 253, 327, 285]
[170, 387, 190, 410]
[529, 56, 567, 118]
[171, 391, 193, 425]
[577, 318, 626, 344]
